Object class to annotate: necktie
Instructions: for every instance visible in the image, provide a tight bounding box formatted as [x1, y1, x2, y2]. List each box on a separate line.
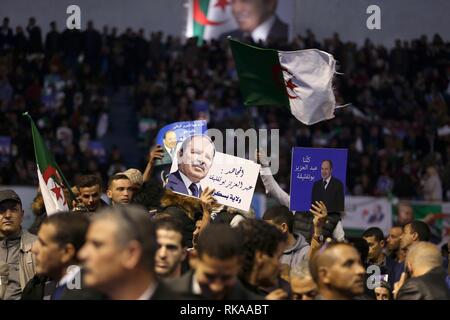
[323, 180, 327, 189]
[189, 183, 199, 197]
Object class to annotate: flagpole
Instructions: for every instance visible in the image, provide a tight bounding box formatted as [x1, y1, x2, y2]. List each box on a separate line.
[22, 112, 76, 209]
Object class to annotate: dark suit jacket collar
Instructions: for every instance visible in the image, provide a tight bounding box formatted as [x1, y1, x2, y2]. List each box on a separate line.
[174, 269, 262, 300]
[168, 170, 183, 187]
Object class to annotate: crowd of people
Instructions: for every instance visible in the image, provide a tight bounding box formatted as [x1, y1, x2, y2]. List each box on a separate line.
[0, 17, 449, 202]
[0, 16, 450, 301]
[1, 175, 449, 300]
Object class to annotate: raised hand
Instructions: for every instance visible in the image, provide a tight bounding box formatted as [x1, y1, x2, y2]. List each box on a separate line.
[149, 144, 164, 163]
[199, 187, 217, 212]
[310, 201, 327, 227]
[255, 149, 270, 167]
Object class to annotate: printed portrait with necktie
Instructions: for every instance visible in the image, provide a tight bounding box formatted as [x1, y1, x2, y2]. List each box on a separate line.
[311, 159, 345, 213]
[165, 135, 215, 198]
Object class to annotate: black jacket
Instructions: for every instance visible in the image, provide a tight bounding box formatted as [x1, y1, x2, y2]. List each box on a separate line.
[21, 273, 105, 300]
[165, 270, 263, 300]
[220, 15, 288, 44]
[311, 176, 345, 213]
[397, 267, 450, 300]
[148, 281, 183, 300]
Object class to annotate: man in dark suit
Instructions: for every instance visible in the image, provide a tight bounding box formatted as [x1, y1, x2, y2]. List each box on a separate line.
[311, 160, 345, 213]
[22, 212, 103, 300]
[220, 0, 288, 43]
[395, 242, 450, 300]
[155, 130, 177, 166]
[165, 135, 215, 197]
[78, 205, 180, 300]
[166, 224, 262, 300]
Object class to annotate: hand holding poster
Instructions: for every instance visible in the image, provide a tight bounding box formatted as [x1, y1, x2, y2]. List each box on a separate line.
[200, 152, 260, 212]
[154, 120, 207, 166]
[165, 134, 260, 211]
[290, 147, 347, 212]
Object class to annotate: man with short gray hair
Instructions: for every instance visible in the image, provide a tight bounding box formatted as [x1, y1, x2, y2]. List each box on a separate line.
[77, 205, 178, 300]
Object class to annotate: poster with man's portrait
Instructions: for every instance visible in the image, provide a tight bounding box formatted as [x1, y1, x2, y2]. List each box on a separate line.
[152, 120, 207, 188]
[290, 147, 348, 212]
[185, 0, 294, 44]
[155, 120, 207, 166]
[166, 134, 260, 211]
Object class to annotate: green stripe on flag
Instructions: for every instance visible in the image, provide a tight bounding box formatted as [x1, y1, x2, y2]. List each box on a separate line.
[229, 38, 289, 107]
[24, 112, 76, 206]
[193, 0, 211, 45]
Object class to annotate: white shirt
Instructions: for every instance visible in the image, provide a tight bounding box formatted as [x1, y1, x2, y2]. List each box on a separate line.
[179, 170, 201, 197]
[192, 274, 202, 295]
[137, 282, 158, 300]
[251, 15, 276, 43]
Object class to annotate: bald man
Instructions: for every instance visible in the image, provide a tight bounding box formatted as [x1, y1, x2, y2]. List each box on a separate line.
[395, 242, 450, 300]
[309, 243, 365, 300]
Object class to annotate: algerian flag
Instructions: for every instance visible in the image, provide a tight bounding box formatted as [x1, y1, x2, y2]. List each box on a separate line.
[229, 38, 340, 125]
[186, 0, 236, 45]
[24, 113, 72, 215]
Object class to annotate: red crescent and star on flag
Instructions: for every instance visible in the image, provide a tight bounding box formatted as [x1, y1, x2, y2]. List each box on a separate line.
[271, 64, 299, 99]
[42, 166, 65, 203]
[193, 0, 229, 26]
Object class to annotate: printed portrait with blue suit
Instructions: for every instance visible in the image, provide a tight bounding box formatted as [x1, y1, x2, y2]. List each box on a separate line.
[165, 135, 215, 198]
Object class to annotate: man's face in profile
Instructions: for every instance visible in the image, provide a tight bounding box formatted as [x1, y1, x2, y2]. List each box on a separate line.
[178, 136, 215, 183]
[163, 131, 177, 150]
[323, 246, 365, 297]
[231, 0, 276, 33]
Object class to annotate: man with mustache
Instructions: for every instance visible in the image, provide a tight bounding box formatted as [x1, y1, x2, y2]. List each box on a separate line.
[0, 189, 37, 300]
[220, 0, 288, 44]
[165, 135, 215, 198]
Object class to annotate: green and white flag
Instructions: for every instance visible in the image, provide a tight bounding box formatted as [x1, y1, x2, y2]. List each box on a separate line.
[186, 0, 235, 45]
[24, 113, 72, 215]
[229, 38, 339, 125]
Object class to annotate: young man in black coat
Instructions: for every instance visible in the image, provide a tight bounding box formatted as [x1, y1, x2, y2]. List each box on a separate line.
[166, 223, 262, 300]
